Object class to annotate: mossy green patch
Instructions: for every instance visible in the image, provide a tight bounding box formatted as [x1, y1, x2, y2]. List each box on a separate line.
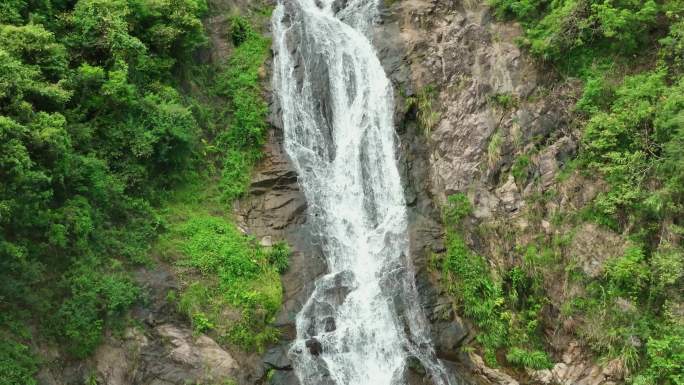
[159, 179, 288, 352]
[214, 16, 271, 202]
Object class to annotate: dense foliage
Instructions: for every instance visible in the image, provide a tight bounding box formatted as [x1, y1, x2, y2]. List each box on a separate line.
[489, 0, 665, 67]
[570, 49, 684, 382]
[0, 1, 281, 382]
[1, 0, 206, 371]
[216, 16, 271, 201]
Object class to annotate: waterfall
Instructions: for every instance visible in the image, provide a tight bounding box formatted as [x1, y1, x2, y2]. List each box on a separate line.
[272, 1, 456, 384]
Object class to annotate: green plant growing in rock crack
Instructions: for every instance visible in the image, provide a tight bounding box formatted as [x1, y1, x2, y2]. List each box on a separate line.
[510, 153, 533, 186]
[484, 0, 684, 380]
[406, 85, 441, 136]
[487, 130, 504, 167]
[436, 193, 553, 369]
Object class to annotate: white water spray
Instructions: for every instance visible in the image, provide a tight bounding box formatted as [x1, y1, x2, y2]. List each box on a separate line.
[272, 1, 456, 384]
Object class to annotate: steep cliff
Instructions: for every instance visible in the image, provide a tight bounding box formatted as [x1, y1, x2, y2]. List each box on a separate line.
[374, 1, 682, 385]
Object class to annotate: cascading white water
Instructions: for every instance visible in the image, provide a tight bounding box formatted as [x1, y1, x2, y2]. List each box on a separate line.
[272, 1, 456, 384]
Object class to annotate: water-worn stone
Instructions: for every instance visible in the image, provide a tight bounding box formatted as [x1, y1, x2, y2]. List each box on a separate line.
[305, 338, 322, 356]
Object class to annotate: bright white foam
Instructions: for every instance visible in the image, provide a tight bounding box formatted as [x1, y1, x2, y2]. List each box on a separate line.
[272, 2, 456, 384]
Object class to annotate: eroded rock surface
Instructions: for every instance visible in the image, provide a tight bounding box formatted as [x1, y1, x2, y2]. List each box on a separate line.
[372, 1, 628, 385]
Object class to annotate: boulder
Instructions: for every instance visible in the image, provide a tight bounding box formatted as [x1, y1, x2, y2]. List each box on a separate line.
[156, 324, 239, 381]
[433, 319, 469, 361]
[305, 338, 323, 356]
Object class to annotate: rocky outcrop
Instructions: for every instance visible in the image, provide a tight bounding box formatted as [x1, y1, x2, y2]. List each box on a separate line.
[529, 342, 627, 385]
[91, 324, 241, 385]
[235, 128, 327, 385]
[235, 130, 307, 236]
[373, 1, 630, 385]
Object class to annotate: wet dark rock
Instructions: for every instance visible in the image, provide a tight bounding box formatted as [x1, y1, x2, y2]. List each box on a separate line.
[264, 343, 294, 371]
[268, 370, 301, 385]
[323, 316, 336, 332]
[434, 320, 469, 362]
[305, 338, 323, 356]
[322, 276, 354, 306]
[398, 356, 443, 385]
[408, 356, 428, 375]
[331, 0, 350, 14]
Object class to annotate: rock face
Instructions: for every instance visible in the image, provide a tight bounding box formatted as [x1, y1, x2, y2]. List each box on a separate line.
[382, 0, 577, 208]
[528, 342, 627, 385]
[370, 1, 629, 385]
[235, 130, 307, 235]
[236, 128, 327, 385]
[92, 324, 241, 385]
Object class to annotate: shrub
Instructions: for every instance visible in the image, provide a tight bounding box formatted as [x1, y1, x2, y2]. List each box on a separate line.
[489, 0, 661, 63]
[0, 339, 37, 385]
[605, 246, 649, 297]
[639, 329, 684, 385]
[505, 347, 553, 370]
[55, 259, 139, 358]
[192, 313, 215, 334]
[489, 92, 518, 110]
[511, 154, 531, 184]
[268, 241, 291, 273]
[443, 193, 473, 226]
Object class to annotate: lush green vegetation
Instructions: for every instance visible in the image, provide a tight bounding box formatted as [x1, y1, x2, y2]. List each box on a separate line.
[438, 193, 553, 369]
[510, 153, 531, 185]
[159, 180, 288, 351]
[453, 0, 684, 382]
[0, 337, 37, 385]
[489, 0, 665, 68]
[215, 15, 271, 201]
[157, 14, 288, 352]
[0, 0, 282, 382]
